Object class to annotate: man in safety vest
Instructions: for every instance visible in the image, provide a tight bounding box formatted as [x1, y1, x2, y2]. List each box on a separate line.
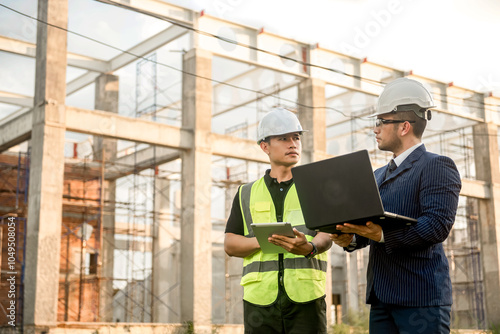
[224, 107, 332, 334]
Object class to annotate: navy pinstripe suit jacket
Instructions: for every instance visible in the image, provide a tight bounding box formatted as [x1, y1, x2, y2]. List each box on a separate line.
[353, 144, 462, 307]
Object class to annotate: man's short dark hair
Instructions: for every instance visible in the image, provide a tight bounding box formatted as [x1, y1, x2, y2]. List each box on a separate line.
[394, 110, 427, 138]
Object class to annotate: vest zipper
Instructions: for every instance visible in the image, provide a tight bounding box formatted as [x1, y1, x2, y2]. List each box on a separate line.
[278, 186, 291, 288]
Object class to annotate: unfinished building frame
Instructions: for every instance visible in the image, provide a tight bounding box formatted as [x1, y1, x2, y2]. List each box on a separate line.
[0, 0, 499, 332]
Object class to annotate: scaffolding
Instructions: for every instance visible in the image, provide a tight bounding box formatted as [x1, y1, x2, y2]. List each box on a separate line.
[0, 150, 29, 329]
[59, 145, 102, 322]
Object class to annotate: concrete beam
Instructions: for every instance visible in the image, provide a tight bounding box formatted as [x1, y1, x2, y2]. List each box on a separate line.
[96, 0, 194, 26]
[113, 221, 225, 244]
[0, 35, 108, 72]
[324, 105, 484, 132]
[0, 109, 32, 153]
[0, 90, 33, 108]
[115, 146, 179, 168]
[153, 66, 299, 119]
[0, 104, 267, 162]
[106, 146, 180, 180]
[325, 89, 358, 103]
[114, 239, 152, 252]
[66, 72, 102, 97]
[214, 51, 397, 105]
[214, 81, 297, 117]
[212, 66, 299, 116]
[199, 14, 309, 78]
[210, 133, 267, 163]
[109, 24, 187, 71]
[460, 179, 491, 199]
[0, 35, 37, 58]
[67, 24, 188, 95]
[360, 58, 404, 81]
[115, 221, 153, 237]
[215, 51, 308, 81]
[105, 133, 262, 179]
[65, 106, 193, 149]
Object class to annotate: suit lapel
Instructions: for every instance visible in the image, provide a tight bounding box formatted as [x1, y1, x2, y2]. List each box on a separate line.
[376, 168, 385, 186]
[381, 145, 426, 183]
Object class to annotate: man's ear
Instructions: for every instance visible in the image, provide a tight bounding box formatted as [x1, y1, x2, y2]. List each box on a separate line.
[400, 121, 412, 137]
[260, 140, 270, 155]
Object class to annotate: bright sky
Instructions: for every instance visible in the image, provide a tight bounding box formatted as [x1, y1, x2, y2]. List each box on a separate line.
[167, 0, 500, 95]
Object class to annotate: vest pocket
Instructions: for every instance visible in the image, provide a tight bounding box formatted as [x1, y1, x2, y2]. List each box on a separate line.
[297, 268, 324, 281]
[293, 257, 325, 281]
[285, 256, 325, 281]
[253, 201, 271, 222]
[286, 209, 305, 226]
[240, 271, 262, 286]
[240, 252, 263, 286]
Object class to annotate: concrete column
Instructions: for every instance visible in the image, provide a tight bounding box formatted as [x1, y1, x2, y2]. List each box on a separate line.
[152, 178, 180, 322]
[346, 252, 359, 313]
[297, 78, 327, 164]
[297, 78, 333, 323]
[93, 73, 119, 322]
[24, 0, 68, 331]
[224, 182, 244, 324]
[180, 48, 213, 331]
[473, 122, 500, 327]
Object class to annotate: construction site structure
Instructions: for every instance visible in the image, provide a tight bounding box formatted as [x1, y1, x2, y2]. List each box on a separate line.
[0, 0, 499, 333]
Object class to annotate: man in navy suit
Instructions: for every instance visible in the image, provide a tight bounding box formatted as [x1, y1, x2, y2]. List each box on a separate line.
[331, 78, 462, 333]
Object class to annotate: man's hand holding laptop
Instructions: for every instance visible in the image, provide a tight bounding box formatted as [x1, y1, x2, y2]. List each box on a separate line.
[330, 221, 383, 247]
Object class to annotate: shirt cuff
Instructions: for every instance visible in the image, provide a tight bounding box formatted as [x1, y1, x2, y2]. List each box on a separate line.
[345, 235, 357, 251]
[379, 230, 385, 243]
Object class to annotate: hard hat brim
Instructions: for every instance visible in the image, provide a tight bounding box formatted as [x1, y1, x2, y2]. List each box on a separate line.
[257, 130, 308, 144]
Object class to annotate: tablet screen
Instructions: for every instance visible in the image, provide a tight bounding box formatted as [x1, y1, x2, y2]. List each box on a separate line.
[250, 222, 295, 253]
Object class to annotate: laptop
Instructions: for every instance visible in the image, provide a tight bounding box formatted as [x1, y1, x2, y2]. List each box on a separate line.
[291, 150, 417, 233]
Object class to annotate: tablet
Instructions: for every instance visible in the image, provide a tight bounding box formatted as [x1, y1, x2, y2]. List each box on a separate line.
[250, 222, 295, 254]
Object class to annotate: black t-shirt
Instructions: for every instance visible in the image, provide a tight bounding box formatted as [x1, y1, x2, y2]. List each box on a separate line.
[225, 169, 294, 235]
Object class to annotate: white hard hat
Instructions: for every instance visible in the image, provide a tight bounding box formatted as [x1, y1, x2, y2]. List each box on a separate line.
[257, 107, 307, 144]
[374, 78, 436, 119]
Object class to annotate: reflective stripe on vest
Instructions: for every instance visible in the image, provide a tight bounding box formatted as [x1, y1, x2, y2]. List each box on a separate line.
[239, 177, 327, 305]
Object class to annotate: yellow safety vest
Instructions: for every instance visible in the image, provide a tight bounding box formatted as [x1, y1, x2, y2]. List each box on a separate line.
[239, 177, 327, 306]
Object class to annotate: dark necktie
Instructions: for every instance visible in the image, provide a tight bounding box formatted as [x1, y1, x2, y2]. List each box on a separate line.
[385, 159, 397, 180]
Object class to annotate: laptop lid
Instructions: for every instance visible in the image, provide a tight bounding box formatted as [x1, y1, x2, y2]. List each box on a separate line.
[291, 150, 416, 233]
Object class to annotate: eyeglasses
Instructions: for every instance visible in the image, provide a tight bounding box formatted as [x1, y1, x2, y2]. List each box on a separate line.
[375, 118, 416, 127]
